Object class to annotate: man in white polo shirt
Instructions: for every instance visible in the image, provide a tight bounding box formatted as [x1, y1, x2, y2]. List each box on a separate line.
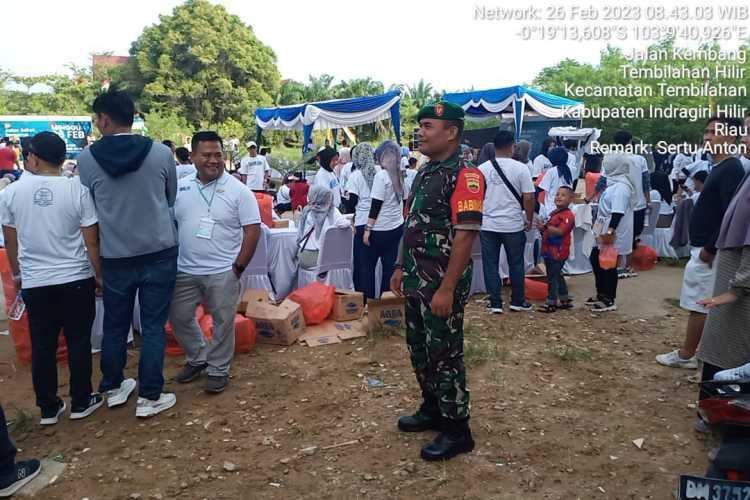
[238, 141, 270, 191]
[170, 131, 261, 394]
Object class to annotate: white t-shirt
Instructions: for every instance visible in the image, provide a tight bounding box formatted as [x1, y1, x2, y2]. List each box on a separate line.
[538, 167, 572, 219]
[404, 169, 418, 199]
[339, 162, 353, 198]
[649, 190, 674, 215]
[594, 182, 634, 255]
[276, 184, 291, 205]
[531, 154, 551, 179]
[176, 163, 197, 179]
[312, 168, 341, 209]
[299, 208, 350, 252]
[369, 169, 405, 231]
[567, 152, 580, 182]
[238, 155, 270, 191]
[346, 167, 381, 227]
[478, 158, 534, 233]
[174, 173, 261, 275]
[739, 155, 750, 173]
[631, 154, 649, 210]
[0, 175, 97, 288]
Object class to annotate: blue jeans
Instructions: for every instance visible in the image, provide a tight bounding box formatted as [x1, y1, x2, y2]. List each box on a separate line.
[353, 225, 403, 300]
[480, 230, 526, 308]
[99, 250, 177, 400]
[544, 258, 569, 305]
[0, 404, 16, 479]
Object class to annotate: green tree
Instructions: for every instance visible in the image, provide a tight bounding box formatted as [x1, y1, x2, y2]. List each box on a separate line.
[407, 79, 435, 109]
[123, 0, 280, 129]
[302, 74, 335, 102]
[332, 77, 384, 99]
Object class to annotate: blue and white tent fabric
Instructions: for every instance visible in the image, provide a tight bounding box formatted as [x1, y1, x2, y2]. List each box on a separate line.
[443, 86, 584, 142]
[255, 90, 401, 152]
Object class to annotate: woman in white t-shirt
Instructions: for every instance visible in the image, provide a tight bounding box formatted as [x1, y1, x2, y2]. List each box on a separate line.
[311, 147, 341, 210]
[361, 141, 404, 299]
[531, 138, 555, 181]
[346, 143, 381, 298]
[275, 175, 294, 213]
[587, 153, 636, 312]
[649, 170, 674, 228]
[295, 184, 350, 269]
[538, 147, 574, 219]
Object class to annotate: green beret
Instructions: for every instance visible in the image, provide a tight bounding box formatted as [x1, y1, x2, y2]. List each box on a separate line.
[417, 101, 465, 122]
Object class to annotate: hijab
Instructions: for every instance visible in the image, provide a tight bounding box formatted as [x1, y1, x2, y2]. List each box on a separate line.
[318, 147, 338, 173]
[512, 140, 532, 164]
[377, 141, 405, 203]
[297, 184, 334, 245]
[477, 142, 496, 166]
[716, 170, 750, 250]
[602, 153, 638, 208]
[338, 147, 351, 165]
[548, 147, 573, 185]
[352, 142, 376, 189]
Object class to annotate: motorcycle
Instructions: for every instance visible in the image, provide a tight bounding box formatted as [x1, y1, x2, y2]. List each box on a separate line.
[678, 379, 750, 499]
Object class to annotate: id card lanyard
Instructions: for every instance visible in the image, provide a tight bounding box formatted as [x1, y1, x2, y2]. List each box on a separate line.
[196, 178, 218, 239]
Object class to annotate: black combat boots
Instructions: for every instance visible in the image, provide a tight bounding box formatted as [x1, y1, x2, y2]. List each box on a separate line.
[397, 393, 442, 432]
[420, 417, 475, 461]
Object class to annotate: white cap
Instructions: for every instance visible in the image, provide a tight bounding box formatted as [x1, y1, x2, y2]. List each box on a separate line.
[246, 141, 257, 148]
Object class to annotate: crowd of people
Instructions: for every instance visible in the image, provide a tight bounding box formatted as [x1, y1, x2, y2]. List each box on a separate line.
[1, 86, 750, 494]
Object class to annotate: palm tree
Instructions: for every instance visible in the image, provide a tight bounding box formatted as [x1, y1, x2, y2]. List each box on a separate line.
[407, 79, 434, 109]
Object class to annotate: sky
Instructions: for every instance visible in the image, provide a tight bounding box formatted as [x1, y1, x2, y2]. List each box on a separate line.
[2, 0, 746, 92]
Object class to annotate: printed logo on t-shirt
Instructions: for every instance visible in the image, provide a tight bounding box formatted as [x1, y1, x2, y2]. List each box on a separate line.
[33, 188, 54, 207]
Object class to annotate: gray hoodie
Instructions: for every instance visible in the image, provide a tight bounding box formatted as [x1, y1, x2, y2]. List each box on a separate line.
[78, 135, 178, 259]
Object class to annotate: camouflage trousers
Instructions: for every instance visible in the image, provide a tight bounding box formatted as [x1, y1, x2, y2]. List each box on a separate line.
[405, 287, 470, 420]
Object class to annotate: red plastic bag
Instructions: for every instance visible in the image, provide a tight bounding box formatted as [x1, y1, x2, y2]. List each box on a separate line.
[234, 314, 257, 354]
[165, 306, 210, 357]
[525, 278, 548, 301]
[0, 250, 67, 364]
[632, 244, 658, 271]
[198, 315, 215, 341]
[255, 192, 274, 227]
[287, 282, 336, 325]
[598, 244, 619, 270]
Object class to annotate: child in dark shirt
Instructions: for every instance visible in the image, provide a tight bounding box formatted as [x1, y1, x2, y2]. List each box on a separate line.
[537, 186, 576, 312]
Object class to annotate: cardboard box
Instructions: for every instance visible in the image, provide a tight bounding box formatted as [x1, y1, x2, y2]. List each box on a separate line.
[330, 289, 364, 322]
[246, 298, 306, 345]
[273, 219, 290, 229]
[238, 288, 269, 314]
[367, 292, 406, 333]
[298, 319, 367, 347]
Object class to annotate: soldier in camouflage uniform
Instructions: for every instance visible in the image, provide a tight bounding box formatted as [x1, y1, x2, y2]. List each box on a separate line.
[390, 101, 485, 461]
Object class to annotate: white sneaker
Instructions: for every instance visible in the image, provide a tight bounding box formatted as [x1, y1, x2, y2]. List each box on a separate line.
[713, 362, 750, 381]
[135, 393, 176, 418]
[655, 350, 698, 370]
[106, 378, 137, 408]
[40, 400, 66, 426]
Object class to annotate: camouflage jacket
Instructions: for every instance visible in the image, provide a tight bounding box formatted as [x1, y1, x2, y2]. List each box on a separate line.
[403, 152, 485, 300]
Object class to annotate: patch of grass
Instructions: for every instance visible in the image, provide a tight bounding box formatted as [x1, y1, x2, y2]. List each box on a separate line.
[547, 344, 592, 365]
[8, 407, 34, 436]
[664, 297, 682, 308]
[464, 337, 507, 367]
[370, 323, 404, 340]
[661, 257, 689, 268]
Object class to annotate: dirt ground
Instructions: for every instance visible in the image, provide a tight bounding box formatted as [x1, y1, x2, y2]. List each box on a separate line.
[0, 264, 714, 499]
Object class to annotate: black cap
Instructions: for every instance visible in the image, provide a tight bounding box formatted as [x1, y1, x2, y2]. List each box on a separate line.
[29, 132, 66, 165]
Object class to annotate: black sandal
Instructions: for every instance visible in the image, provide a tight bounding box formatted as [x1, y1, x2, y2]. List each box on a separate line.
[559, 300, 573, 310]
[539, 304, 557, 313]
